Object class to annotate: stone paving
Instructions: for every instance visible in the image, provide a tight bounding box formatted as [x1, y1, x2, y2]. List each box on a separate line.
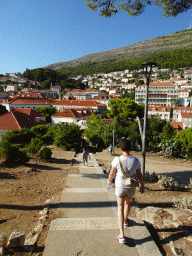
[43, 153, 162, 256]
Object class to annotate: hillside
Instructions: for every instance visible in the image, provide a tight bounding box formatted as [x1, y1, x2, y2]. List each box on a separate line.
[46, 29, 192, 70]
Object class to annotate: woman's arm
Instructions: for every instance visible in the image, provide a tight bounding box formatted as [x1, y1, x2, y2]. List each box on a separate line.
[136, 168, 144, 194]
[107, 166, 117, 184]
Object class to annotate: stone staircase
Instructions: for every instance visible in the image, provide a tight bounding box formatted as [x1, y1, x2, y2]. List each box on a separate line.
[43, 153, 161, 256]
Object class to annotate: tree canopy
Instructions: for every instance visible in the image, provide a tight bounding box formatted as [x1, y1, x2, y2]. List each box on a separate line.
[84, 113, 113, 148]
[85, 0, 192, 17]
[33, 106, 58, 123]
[107, 98, 144, 126]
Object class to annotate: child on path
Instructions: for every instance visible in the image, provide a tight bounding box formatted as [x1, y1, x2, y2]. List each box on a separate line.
[82, 147, 90, 166]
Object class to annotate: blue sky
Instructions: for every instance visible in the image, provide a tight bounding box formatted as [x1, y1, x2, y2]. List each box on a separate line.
[1, 0, 192, 74]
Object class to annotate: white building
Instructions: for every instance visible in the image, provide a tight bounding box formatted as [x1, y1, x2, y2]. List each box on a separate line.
[148, 106, 171, 121]
[6, 84, 18, 92]
[135, 82, 179, 107]
[51, 109, 91, 127]
[178, 112, 192, 129]
[173, 106, 192, 121]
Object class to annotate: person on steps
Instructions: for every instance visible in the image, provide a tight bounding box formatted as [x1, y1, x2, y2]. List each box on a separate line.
[107, 138, 144, 244]
[82, 147, 90, 166]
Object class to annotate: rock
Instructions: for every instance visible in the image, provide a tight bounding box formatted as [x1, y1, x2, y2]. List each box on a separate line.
[24, 233, 39, 246]
[0, 234, 7, 247]
[33, 224, 44, 233]
[7, 231, 25, 247]
[39, 208, 48, 215]
[137, 206, 163, 224]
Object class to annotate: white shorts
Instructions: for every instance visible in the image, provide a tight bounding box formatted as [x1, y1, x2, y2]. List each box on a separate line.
[115, 187, 135, 197]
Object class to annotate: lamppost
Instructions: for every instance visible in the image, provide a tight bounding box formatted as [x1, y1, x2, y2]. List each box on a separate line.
[112, 110, 115, 155]
[141, 62, 157, 179]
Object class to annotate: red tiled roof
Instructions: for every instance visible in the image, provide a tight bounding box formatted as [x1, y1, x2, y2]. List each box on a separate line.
[7, 97, 53, 105]
[0, 108, 48, 130]
[140, 82, 175, 87]
[148, 106, 171, 111]
[169, 121, 183, 132]
[174, 106, 192, 110]
[181, 112, 192, 118]
[52, 109, 84, 118]
[52, 99, 106, 107]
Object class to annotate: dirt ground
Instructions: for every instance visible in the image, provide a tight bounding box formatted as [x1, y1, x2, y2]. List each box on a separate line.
[0, 146, 79, 255]
[0, 146, 192, 255]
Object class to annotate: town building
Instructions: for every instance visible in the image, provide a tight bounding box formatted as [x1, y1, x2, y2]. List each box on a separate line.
[0, 108, 49, 139]
[178, 112, 192, 129]
[52, 99, 107, 116]
[169, 121, 183, 132]
[2, 97, 54, 111]
[50, 85, 62, 94]
[172, 106, 192, 121]
[0, 91, 7, 99]
[51, 108, 92, 127]
[135, 82, 179, 107]
[92, 95, 120, 109]
[6, 84, 18, 92]
[148, 106, 171, 121]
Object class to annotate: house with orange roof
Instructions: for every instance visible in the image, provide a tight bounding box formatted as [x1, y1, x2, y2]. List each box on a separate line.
[51, 108, 92, 128]
[173, 106, 192, 122]
[169, 121, 183, 132]
[148, 106, 171, 121]
[1, 97, 54, 111]
[92, 95, 120, 109]
[135, 82, 179, 107]
[0, 108, 49, 139]
[179, 88, 192, 99]
[52, 99, 107, 115]
[175, 78, 188, 86]
[178, 112, 192, 129]
[50, 85, 61, 94]
[65, 89, 102, 100]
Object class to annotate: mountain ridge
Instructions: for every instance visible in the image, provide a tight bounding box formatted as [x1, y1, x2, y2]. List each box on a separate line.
[45, 29, 192, 70]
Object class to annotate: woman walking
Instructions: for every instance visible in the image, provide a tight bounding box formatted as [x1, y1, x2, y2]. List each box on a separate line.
[107, 138, 144, 244]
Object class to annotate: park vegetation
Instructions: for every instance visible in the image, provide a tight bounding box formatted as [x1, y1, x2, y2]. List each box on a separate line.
[22, 68, 86, 89]
[0, 123, 82, 166]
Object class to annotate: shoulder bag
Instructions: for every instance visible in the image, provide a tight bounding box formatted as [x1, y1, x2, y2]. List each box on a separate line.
[119, 157, 139, 187]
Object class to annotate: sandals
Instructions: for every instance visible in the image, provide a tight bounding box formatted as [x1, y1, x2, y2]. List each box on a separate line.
[116, 234, 126, 244]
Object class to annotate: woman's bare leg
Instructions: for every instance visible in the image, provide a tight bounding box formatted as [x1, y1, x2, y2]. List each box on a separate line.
[124, 196, 132, 224]
[116, 196, 125, 238]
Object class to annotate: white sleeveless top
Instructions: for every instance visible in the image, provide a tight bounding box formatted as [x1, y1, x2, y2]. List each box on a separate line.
[111, 155, 141, 189]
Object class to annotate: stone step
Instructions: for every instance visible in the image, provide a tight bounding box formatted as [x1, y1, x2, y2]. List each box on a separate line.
[59, 191, 116, 218]
[43, 217, 137, 256]
[65, 174, 106, 189]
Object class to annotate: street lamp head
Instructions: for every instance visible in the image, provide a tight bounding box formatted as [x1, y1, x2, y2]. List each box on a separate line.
[141, 62, 157, 75]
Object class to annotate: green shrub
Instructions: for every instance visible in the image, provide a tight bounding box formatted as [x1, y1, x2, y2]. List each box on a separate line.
[30, 124, 49, 138]
[176, 128, 192, 160]
[158, 175, 180, 190]
[144, 172, 158, 182]
[173, 197, 192, 210]
[39, 146, 52, 161]
[54, 123, 81, 151]
[26, 138, 43, 154]
[0, 140, 29, 166]
[1, 128, 34, 145]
